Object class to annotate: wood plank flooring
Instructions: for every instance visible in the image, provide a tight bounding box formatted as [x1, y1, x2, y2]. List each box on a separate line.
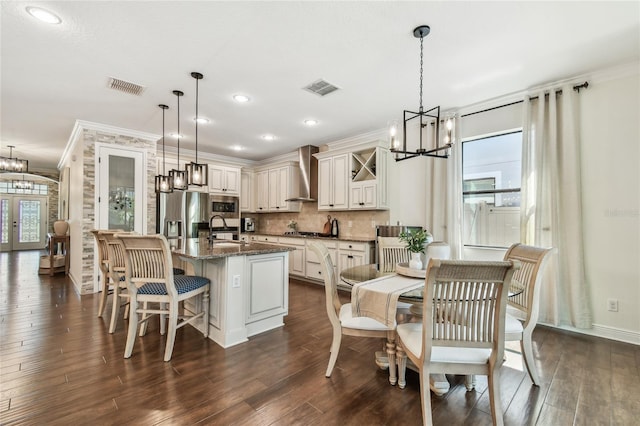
[1, 250, 638, 425]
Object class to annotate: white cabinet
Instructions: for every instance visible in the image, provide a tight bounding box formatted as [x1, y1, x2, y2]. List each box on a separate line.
[279, 237, 305, 277]
[268, 166, 300, 212]
[337, 241, 368, 274]
[255, 163, 300, 212]
[245, 253, 288, 326]
[318, 153, 349, 211]
[305, 239, 338, 281]
[209, 165, 240, 195]
[348, 146, 389, 210]
[255, 170, 269, 212]
[240, 171, 254, 212]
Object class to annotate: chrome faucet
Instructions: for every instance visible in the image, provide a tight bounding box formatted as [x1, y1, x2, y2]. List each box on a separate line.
[209, 214, 229, 240]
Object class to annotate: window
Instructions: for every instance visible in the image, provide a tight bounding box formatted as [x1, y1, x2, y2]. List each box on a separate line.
[0, 181, 49, 195]
[462, 131, 522, 248]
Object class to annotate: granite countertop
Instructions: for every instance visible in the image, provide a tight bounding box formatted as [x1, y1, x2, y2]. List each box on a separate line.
[251, 232, 375, 244]
[171, 238, 294, 260]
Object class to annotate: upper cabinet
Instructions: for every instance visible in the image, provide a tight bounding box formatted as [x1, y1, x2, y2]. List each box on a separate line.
[240, 171, 255, 212]
[317, 153, 349, 211]
[349, 146, 388, 210]
[254, 163, 300, 212]
[208, 164, 240, 195]
[315, 141, 389, 211]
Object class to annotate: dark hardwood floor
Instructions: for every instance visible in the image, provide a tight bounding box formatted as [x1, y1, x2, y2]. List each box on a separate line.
[1, 250, 638, 425]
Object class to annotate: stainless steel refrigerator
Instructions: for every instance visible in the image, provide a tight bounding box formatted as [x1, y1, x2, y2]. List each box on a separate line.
[156, 191, 210, 239]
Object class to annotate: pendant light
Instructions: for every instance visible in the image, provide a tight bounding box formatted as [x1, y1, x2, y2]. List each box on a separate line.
[154, 104, 173, 193]
[169, 90, 188, 190]
[389, 25, 455, 161]
[13, 174, 34, 190]
[0, 145, 29, 172]
[186, 72, 208, 187]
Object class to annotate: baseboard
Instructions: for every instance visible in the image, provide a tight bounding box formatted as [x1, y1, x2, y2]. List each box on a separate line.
[540, 322, 640, 345]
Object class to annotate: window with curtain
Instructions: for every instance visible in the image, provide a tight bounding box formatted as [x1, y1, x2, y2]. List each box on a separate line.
[462, 131, 522, 248]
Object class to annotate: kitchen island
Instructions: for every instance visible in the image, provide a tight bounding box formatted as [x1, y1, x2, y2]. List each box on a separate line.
[171, 238, 294, 348]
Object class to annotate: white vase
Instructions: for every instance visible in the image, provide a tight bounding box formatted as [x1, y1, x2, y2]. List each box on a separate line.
[409, 252, 423, 270]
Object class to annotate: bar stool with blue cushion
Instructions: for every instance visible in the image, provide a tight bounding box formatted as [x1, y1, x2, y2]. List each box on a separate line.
[116, 233, 210, 362]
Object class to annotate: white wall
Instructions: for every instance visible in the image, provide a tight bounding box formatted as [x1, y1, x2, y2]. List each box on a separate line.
[579, 67, 639, 341]
[388, 157, 428, 228]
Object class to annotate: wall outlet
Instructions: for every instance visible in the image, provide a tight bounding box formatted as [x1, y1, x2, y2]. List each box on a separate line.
[348, 221, 353, 228]
[232, 275, 240, 288]
[371, 220, 376, 228]
[607, 298, 618, 312]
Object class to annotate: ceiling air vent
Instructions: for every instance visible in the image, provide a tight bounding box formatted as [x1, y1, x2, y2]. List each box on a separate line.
[303, 79, 340, 97]
[107, 77, 146, 96]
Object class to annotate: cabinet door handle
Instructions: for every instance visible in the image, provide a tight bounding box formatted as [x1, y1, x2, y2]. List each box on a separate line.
[329, 204, 334, 207]
[359, 202, 364, 206]
[347, 255, 354, 259]
[276, 206, 280, 209]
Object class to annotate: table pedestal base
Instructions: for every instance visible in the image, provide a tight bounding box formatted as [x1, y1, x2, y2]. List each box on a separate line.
[375, 352, 450, 395]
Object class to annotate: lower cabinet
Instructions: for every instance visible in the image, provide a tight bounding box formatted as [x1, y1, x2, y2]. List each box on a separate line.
[245, 253, 288, 325]
[279, 237, 305, 277]
[337, 241, 368, 272]
[305, 240, 338, 281]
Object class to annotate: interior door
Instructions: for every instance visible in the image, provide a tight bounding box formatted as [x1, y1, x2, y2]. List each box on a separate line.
[0, 195, 48, 251]
[96, 145, 145, 233]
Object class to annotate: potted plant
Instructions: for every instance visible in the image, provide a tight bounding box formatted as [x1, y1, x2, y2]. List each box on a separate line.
[398, 228, 433, 269]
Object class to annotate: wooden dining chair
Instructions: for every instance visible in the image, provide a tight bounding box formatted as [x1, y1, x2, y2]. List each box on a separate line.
[396, 259, 520, 426]
[378, 236, 411, 273]
[116, 233, 210, 362]
[503, 243, 553, 386]
[101, 231, 134, 334]
[308, 242, 398, 385]
[90, 229, 116, 319]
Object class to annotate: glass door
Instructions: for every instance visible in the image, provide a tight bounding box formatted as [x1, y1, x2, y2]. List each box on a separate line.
[0, 195, 48, 251]
[96, 145, 145, 233]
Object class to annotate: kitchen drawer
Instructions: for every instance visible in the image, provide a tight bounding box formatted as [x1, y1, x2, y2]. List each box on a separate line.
[279, 237, 305, 247]
[256, 235, 277, 243]
[305, 262, 324, 280]
[338, 241, 367, 252]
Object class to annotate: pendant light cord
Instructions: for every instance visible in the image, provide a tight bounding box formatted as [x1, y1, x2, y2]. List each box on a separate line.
[162, 106, 166, 175]
[195, 76, 199, 163]
[176, 93, 180, 165]
[419, 34, 424, 112]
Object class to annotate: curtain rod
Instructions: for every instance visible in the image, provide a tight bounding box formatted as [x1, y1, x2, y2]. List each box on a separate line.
[460, 81, 589, 118]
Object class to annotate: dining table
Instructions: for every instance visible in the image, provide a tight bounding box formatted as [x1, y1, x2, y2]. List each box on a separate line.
[340, 263, 525, 396]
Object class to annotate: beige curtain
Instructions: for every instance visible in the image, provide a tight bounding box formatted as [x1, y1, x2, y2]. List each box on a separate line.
[521, 84, 592, 328]
[424, 119, 463, 260]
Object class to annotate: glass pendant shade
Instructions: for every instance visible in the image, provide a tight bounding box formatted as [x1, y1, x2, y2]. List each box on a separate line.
[187, 72, 208, 187]
[169, 90, 189, 190]
[186, 161, 208, 186]
[155, 104, 173, 193]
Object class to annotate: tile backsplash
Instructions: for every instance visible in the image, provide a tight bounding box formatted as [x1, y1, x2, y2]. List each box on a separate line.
[251, 203, 390, 238]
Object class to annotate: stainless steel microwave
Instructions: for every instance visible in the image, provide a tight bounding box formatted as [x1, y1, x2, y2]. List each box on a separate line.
[210, 194, 239, 217]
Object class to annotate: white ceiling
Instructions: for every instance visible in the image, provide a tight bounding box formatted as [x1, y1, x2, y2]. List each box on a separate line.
[2, 1, 639, 170]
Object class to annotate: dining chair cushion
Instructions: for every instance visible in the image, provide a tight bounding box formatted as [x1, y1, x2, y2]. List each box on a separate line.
[505, 312, 524, 334]
[397, 323, 492, 363]
[339, 303, 393, 331]
[173, 267, 185, 275]
[138, 276, 210, 295]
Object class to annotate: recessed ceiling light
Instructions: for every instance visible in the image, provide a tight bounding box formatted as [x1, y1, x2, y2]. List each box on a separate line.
[233, 94, 250, 103]
[171, 133, 183, 139]
[26, 6, 62, 24]
[262, 135, 275, 141]
[304, 119, 319, 126]
[231, 145, 244, 151]
[194, 117, 209, 124]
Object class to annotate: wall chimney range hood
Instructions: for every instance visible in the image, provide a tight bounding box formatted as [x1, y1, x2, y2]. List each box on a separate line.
[286, 145, 319, 202]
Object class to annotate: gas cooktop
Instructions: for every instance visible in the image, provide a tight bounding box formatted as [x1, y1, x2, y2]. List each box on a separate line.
[283, 231, 333, 238]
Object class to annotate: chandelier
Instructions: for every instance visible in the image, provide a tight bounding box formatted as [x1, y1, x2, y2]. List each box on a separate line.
[13, 175, 34, 190]
[0, 145, 29, 172]
[390, 25, 456, 161]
